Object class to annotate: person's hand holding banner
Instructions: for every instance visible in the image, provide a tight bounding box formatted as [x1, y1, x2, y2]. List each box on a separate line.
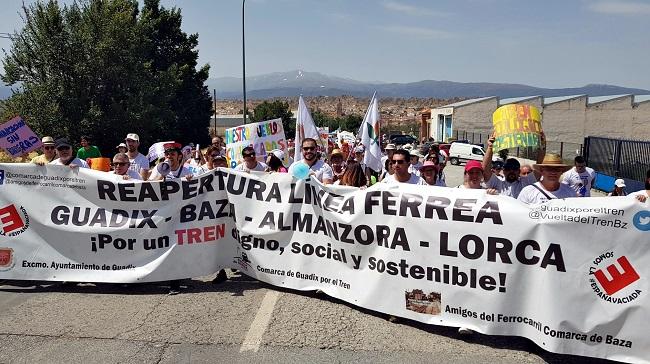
[492, 104, 542, 152]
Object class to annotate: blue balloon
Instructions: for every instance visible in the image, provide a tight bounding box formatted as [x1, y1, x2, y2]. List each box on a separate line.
[292, 163, 311, 180]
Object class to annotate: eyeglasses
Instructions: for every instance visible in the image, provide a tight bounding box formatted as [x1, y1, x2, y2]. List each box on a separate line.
[302, 146, 315, 151]
[44, 146, 55, 150]
[112, 162, 129, 167]
[391, 159, 406, 165]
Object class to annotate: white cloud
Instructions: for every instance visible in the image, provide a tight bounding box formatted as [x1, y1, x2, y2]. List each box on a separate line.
[382, 1, 447, 16]
[379, 25, 454, 39]
[588, 1, 650, 15]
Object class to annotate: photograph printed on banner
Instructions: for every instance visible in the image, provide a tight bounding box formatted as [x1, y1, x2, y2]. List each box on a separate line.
[405, 289, 441, 315]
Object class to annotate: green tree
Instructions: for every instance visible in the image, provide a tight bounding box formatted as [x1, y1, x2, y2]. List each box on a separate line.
[251, 100, 295, 139]
[339, 114, 363, 132]
[1, 0, 211, 153]
[312, 110, 362, 133]
[138, 0, 212, 147]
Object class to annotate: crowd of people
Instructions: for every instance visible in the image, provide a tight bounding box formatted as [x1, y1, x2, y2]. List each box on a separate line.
[25, 131, 650, 298]
[29, 131, 650, 204]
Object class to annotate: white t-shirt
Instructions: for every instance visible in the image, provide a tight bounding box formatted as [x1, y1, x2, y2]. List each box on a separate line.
[487, 173, 536, 199]
[408, 162, 423, 176]
[111, 169, 142, 180]
[381, 173, 422, 185]
[50, 158, 89, 168]
[148, 165, 192, 180]
[419, 178, 446, 187]
[518, 182, 578, 204]
[561, 167, 596, 197]
[234, 161, 268, 172]
[288, 159, 333, 183]
[128, 153, 150, 174]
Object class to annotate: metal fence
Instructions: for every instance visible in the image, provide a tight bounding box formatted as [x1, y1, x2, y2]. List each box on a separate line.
[584, 136, 650, 184]
[452, 129, 582, 162]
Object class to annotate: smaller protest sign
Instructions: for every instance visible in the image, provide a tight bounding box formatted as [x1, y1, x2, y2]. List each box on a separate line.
[337, 131, 356, 148]
[492, 104, 542, 152]
[318, 127, 330, 155]
[0, 117, 42, 157]
[224, 118, 287, 168]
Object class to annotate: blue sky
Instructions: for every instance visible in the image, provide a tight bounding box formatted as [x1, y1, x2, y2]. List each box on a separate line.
[1, 0, 649, 89]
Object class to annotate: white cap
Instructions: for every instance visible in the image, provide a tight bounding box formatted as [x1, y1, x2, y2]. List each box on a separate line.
[354, 146, 365, 153]
[125, 133, 139, 141]
[271, 149, 285, 160]
[614, 179, 626, 188]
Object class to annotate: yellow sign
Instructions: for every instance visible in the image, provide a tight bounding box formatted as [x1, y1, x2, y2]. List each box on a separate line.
[492, 104, 542, 152]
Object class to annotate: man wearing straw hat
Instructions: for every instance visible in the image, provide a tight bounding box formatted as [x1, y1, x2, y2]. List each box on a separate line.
[517, 154, 578, 204]
[31, 136, 57, 165]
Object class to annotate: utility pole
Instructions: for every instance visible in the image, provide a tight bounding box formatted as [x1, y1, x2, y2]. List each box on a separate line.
[213, 89, 217, 136]
[242, 0, 247, 124]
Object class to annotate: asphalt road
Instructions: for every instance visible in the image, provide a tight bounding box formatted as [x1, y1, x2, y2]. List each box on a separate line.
[0, 274, 614, 364]
[0, 164, 612, 364]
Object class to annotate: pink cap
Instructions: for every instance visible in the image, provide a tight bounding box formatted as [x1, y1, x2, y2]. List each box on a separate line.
[464, 160, 483, 172]
[419, 160, 439, 171]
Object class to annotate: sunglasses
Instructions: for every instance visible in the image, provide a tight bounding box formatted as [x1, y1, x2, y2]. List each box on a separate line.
[56, 146, 71, 151]
[302, 146, 315, 151]
[243, 153, 255, 158]
[44, 146, 55, 150]
[391, 160, 406, 165]
[112, 162, 129, 167]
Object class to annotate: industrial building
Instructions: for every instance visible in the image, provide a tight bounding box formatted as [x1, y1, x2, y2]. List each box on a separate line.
[425, 94, 650, 144]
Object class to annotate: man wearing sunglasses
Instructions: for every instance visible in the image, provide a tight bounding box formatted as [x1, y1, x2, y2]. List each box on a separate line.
[31, 136, 57, 165]
[196, 145, 228, 174]
[148, 142, 192, 181]
[288, 138, 333, 184]
[110, 153, 142, 180]
[49, 138, 89, 168]
[381, 149, 422, 184]
[234, 146, 267, 172]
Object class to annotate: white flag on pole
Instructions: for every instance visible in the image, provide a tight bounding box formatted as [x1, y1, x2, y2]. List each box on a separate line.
[360, 93, 382, 172]
[294, 96, 320, 162]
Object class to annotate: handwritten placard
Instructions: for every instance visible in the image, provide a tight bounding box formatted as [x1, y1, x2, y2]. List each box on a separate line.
[0, 117, 42, 157]
[492, 105, 542, 152]
[224, 118, 287, 168]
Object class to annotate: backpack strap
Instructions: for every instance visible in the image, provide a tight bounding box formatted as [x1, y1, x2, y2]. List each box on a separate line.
[532, 182, 555, 200]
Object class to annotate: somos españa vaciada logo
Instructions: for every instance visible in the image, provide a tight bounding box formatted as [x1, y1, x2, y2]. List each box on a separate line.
[0, 204, 30, 237]
[0, 247, 14, 271]
[588, 252, 641, 305]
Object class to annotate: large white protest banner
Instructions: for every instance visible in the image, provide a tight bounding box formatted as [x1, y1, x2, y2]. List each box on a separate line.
[224, 118, 287, 168]
[0, 163, 648, 363]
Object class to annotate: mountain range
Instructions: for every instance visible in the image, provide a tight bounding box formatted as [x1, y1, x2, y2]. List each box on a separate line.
[2, 70, 649, 100]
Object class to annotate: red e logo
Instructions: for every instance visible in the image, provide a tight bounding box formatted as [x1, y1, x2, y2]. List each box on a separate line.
[0, 205, 25, 235]
[594, 256, 640, 296]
